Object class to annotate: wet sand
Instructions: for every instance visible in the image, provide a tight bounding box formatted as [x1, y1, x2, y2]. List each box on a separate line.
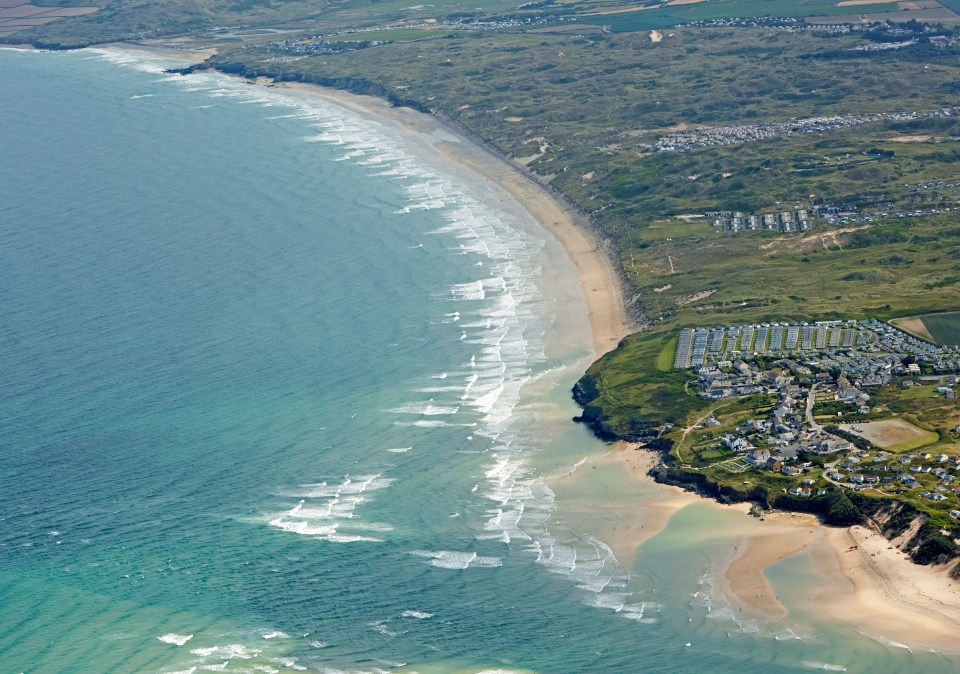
[594, 445, 960, 651]
[548, 444, 702, 565]
[719, 510, 821, 620]
[705, 502, 960, 651]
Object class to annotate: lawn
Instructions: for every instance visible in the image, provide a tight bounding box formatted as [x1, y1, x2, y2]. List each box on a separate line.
[656, 335, 678, 371]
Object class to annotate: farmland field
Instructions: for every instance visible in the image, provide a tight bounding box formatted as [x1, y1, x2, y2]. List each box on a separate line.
[920, 311, 960, 345]
[600, 0, 900, 31]
[892, 316, 936, 342]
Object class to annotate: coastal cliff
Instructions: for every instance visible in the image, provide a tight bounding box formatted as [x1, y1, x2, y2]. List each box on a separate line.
[574, 367, 960, 571]
[169, 53, 960, 577]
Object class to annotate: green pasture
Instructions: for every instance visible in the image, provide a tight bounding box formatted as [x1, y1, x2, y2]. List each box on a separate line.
[921, 311, 960, 345]
[326, 28, 456, 42]
[600, 0, 900, 32]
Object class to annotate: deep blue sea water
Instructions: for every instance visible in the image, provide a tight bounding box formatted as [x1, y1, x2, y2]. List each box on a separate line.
[1, 47, 958, 674]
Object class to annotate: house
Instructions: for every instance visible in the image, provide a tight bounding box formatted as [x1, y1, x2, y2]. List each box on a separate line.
[746, 449, 771, 467]
[722, 434, 753, 452]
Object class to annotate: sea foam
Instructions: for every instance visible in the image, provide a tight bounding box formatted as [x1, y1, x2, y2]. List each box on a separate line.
[267, 474, 394, 542]
[411, 550, 503, 569]
[158, 633, 194, 646]
[91, 45, 643, 631]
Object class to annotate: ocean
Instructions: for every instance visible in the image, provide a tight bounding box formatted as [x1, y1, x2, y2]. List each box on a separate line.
[0, 47, 957, 674]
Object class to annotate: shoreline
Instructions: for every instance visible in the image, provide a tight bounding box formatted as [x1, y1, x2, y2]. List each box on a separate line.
[272, 81, 634, 357]
[106, 41, 633, 357]
[610, 447, 960, 651]
[94, 42, 960, 655]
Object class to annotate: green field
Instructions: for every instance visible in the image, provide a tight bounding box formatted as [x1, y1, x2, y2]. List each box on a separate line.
[326, 28, 456, 42]
[601, 0, 900, 32]
[921, 311, 960, 345]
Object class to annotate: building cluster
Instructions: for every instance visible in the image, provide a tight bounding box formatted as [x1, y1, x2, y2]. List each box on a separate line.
[264, 14, 582, 54]
[850, 39, 916, 51]
[684, 17, 804, 28]
[695, 359, 960, 501]
[674, 319, 960, 377]
[708, 206, 810, 233]
[904, 180, 960, 195]
[636, 105, 960, 154]
[264, 38, 377, 55]
[929, 34, 960, 48]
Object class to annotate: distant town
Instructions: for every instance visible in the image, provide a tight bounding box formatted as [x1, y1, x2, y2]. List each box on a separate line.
[637, 104, 960, 154]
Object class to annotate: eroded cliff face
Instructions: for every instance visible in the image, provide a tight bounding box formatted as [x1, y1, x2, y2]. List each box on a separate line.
[572, 374, 663, 442]
[860, 498, 960, 568]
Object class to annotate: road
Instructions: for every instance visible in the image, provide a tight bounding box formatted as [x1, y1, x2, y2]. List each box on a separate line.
[805, 383, 821, 433]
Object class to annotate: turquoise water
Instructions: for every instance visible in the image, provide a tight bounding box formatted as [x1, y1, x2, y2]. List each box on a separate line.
[0, 47, 958, 673]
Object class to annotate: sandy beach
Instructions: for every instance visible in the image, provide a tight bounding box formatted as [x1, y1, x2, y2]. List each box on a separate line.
[548, 443, 703, 565]
[115, 42, 960, 654]
[270, 80, 632, 357]
[606, 444, 960, 650]
[810, 525, 960, 653]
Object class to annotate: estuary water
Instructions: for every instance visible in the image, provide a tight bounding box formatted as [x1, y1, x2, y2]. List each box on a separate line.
[0, 47, 957, 673]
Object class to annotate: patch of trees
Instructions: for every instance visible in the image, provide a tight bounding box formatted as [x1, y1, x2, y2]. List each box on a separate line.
[645, 437, 674, 453]
[824, 490, 864, 526]
[846, 228, 909, 249]
[649, 465, 770, 506]
[910, 521, 960, 565]
[770, 490, 863, 526]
